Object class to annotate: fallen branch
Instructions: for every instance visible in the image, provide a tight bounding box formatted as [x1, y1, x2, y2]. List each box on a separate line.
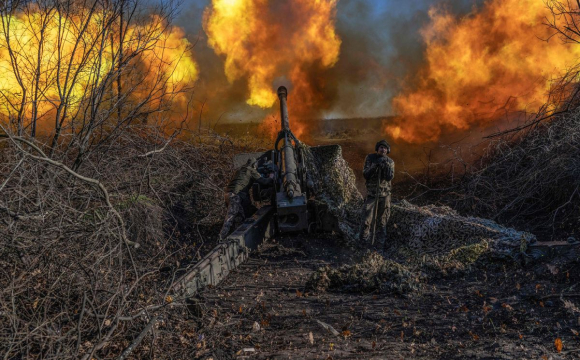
[316, 319, 340, 336]
[118, 316, 159, 360]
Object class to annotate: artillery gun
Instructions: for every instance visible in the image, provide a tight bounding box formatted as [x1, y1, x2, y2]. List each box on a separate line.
[170, 86, 573, 300]
[173, 86, 340, 297]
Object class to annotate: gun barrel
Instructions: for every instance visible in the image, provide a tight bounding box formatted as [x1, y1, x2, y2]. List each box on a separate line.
[276, 86, 301, 198]
[277, 86, 290, 131]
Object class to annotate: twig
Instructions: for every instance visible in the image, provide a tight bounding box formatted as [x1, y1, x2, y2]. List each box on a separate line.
[0, 155, 26, 192]
[117, 316, 158, 360]
[551, 185, 579, 233]
[315, 319, 339, 336]
[0, 129, 139, 249]
[484, 109, 568, 139]
[139, 132, 177, 158]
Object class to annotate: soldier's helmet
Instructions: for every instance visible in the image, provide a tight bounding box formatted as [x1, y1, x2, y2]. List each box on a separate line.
[375, 139, 391, 154]
[246, 157, 257, 168]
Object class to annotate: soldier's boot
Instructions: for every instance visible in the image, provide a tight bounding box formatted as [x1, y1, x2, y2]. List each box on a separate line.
[219, 217, 242, 241]
[359, 230, 371, 248]
[376, 227, 387, 252]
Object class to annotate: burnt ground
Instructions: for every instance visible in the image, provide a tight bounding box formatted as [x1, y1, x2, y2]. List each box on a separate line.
[190, 235, 580, 359]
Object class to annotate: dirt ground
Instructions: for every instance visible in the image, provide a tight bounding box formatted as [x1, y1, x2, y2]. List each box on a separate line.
[190, 234, 580, 360]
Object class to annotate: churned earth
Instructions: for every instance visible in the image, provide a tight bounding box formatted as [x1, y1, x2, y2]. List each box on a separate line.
[191, 234, 580, 359]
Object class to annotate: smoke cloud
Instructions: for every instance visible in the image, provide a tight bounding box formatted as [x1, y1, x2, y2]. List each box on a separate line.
[176, 0, 572, 147]
[175, 1, 478, 129]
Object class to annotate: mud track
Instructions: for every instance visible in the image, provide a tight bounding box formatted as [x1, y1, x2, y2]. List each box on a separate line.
[192, 235, 580, 359]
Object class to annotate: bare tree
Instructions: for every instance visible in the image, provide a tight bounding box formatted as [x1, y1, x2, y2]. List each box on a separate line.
[0, 0, 195, 169]
[0, 0, 208, 358]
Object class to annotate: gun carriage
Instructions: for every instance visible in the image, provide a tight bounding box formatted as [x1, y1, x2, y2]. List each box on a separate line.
[173, 86, 339, 297]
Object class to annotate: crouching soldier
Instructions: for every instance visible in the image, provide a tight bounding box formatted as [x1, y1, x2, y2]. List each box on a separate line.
[219, 158, 273, 240]
[360, 140, 395, 247]
[256, 160, 277, 201]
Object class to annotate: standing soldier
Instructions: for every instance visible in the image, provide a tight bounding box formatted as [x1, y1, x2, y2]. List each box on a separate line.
[219, 158, 273, 240]
[360, 140, 395, 247]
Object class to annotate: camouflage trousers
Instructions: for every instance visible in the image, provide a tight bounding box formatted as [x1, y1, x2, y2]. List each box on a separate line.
[218, 192, 245, 240]
[360, 194, 391, 246]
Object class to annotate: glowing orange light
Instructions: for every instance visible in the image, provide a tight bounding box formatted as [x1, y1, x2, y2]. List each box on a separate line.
[387, 0, 580, 143]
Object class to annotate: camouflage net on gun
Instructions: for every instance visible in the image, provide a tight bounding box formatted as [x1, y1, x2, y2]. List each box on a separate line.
[299, 142, 363, 240]
[300, 145, 537, 293]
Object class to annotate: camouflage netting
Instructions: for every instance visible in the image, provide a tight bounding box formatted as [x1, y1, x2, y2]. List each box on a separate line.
[306, 252, 423, 294]
[299, 142, 363, 239]
[299, 147, 537, 293]
[306, 201, 536, 293]
[388, 200, 536, 260]
[298, 142, 535, 260]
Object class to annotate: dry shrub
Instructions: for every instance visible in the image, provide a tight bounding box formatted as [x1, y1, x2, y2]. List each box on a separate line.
[403, 0, 580, 238]
[0, 125, 266, 359]
[434, 107, 580, 238]
[122, 196, 165, 247]
[0, 150, 140, 359]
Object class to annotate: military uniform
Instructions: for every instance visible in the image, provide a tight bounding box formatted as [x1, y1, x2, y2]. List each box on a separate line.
[360, 141, 395, 246]
[219, 159, 273, 240]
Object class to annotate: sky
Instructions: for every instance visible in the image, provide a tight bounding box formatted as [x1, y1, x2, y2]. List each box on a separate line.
[171, 0, 481, 123]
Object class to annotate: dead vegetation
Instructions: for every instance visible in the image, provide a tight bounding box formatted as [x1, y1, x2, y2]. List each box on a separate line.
[0, 0, 268, 355]
[404, 73, 580, 240]
[395, 1, 580, 241]
[405, 93, 580, 240]
[0, 124, 265, 358]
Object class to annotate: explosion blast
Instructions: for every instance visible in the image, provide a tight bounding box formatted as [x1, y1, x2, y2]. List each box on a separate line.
[203, 0, 341, 136]
[387, 0, 580, 143]
[0, 5, 198, 135]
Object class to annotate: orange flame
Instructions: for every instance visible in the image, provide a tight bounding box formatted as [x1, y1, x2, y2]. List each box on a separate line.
[0, 9, 198, 131]
[204, 0, 340, 136]
[386, 0, 580, 143]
